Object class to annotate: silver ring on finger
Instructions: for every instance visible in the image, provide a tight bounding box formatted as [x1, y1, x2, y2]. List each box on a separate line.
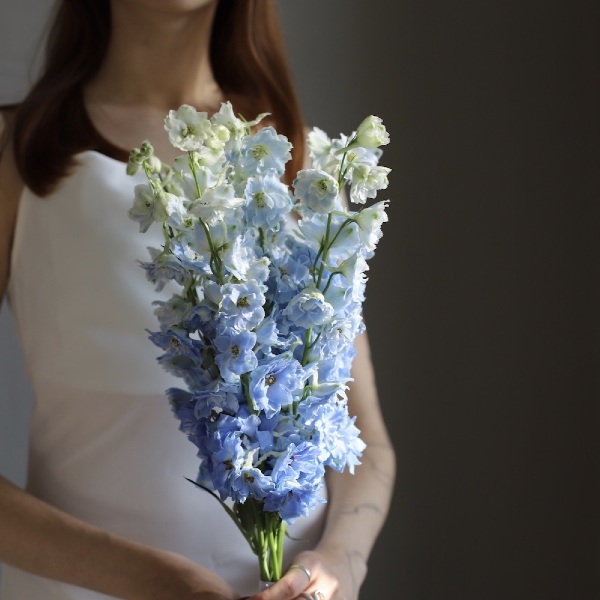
[289, 563, 312, 582]
[313, 590, 327, 600]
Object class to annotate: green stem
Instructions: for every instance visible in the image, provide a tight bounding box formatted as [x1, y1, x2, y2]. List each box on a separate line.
[322, 271, 340, 296]
[337, 150, 348, 189]
[268, 523, 278, 579]
[197, 216, 224, 284]
[187, 152, 224, 284]
[188, 151, 203, 198]
[316, 217, 355, 288]
[312, 213, 332, 285]
[301, 327, 313, 366]
[277, 521, 286, 578]
[241, 373, 258, 414]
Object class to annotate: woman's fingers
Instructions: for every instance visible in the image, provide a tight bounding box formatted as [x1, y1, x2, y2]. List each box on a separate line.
[249, 561, 314, 600]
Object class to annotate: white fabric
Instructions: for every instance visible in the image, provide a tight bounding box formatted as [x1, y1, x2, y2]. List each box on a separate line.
[0, 0, 55, 105]
[4, 151, 327, 599]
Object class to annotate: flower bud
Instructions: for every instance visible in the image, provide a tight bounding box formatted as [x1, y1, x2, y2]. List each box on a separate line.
[146, 155, 162, 174]
[354, 115, 389, 148]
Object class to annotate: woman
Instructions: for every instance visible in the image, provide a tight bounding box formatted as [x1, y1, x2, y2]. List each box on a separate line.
[0, 1, 396, 599]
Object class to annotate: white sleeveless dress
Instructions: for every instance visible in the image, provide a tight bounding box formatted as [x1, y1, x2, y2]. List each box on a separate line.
[3, 150, 327, 599]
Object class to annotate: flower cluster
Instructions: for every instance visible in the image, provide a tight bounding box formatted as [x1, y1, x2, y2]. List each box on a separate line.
[128, 104, 390, 531]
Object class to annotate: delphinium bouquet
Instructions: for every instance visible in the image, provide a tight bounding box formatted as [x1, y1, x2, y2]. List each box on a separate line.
[127, 102, 390, 585]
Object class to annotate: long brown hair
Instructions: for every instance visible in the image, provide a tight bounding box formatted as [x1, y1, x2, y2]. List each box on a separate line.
[12, 0, 304, 197]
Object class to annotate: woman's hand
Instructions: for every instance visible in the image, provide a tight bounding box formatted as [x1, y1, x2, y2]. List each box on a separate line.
[248, 547, 367, 600]
[126, 549, 240, 600]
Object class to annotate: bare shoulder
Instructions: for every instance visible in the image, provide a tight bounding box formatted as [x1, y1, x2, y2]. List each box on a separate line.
[0, 109, 25, 297]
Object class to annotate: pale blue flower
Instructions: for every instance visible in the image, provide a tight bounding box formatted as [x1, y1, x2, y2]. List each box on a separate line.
[293, 169, 340, 214]
[239, 127, 292, 178]
[218, 280, 266, 331]
[191, 385, 240, 421]
[214, 330, 258, 383]
[139, 248, 188, 291]
[244, 171, 293, 229]
[169, 239, 212, 278]
[248, 354, 306, 417]
[254, 316, 284, 353]
[317, 314, 363, 358]
[263, 480, 326, 523]
[269, 253, 311, 305]
[209, 433, 246, 499]
[231, 467, 274, 503]
[283, 285, 335, 329]
[299, 395, 365, 474]
[148, 328, 203, 361]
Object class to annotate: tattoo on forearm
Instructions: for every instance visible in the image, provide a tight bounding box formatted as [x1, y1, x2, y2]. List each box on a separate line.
[340, 502, 382, 517]
[361, 453, 393, 486]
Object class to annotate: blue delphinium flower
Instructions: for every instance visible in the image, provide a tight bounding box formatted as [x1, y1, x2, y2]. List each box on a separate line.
[244, 170, 293, 229]
[248, 354, 307, 417]
[231, 466, 275, 503]
[148, 328, 203, 361]
[139, 247, 189, 291]
[190, 385, 240, 421]
[283, 285, 335, 329]
[214, 330, 258, 383]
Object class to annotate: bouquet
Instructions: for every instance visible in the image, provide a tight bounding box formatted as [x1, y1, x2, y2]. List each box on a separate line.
[127, 102, 390, 586]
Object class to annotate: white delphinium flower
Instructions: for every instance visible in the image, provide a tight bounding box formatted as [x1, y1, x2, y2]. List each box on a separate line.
[307, 127, 345, 176]
[349, 164, 391, 204]
[212, 101, 269, 154]
[211, 101, 246, 136]
[189, 183, 244, 226]
[164, 105, 211, 151]
[163, 192, 188, 228]
[128, 183, 167, 232]
[352, 200, 389, 256]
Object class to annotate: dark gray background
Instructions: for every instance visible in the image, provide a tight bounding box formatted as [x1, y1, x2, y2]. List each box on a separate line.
[1, 1, 598, 599]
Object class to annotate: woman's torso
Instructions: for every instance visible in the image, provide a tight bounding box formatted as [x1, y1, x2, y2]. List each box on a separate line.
[2, 150, 326, 599]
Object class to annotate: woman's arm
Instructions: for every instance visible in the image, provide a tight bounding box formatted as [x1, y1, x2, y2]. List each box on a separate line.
[0, 476, 239, 600]
[0, 116, 239, 600]
[255, 331, 396, 600]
